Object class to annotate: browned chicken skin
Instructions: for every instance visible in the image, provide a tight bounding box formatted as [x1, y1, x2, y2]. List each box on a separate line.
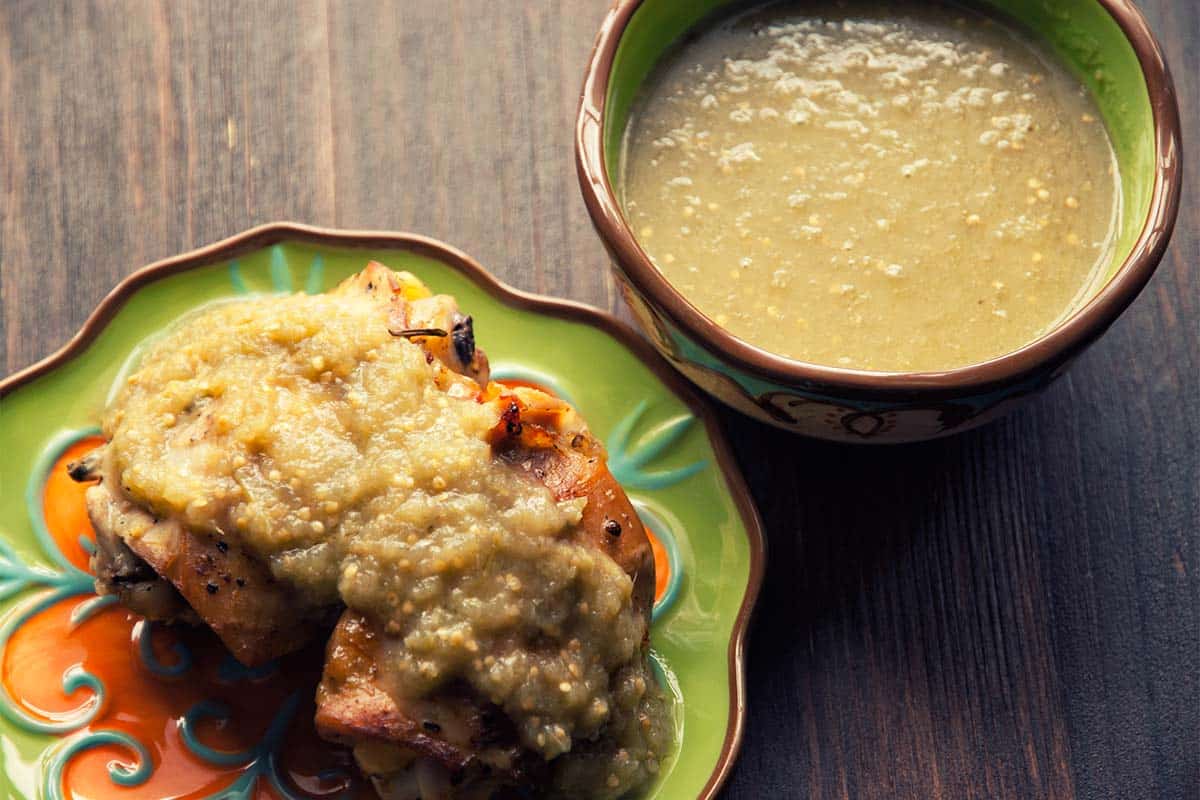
[73, 446, 320, 664]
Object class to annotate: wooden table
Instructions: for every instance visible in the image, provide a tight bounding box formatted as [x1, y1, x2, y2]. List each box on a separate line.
[2, 2, 1195, 798]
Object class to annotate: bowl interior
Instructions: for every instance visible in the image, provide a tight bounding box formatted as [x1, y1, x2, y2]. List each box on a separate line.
[603, 0, 1157, 309]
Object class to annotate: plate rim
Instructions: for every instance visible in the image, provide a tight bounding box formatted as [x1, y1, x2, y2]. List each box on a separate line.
[0, 221, 766, 800]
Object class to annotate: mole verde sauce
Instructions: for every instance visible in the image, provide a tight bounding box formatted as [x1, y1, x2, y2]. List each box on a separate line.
[622, 0, 1120, 372]
[103, 288, 671, 798]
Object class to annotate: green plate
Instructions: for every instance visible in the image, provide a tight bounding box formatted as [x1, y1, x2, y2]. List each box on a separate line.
[0, 224, 765, 800]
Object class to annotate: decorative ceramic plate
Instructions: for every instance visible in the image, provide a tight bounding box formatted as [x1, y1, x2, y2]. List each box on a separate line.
[0, 224, 764, 800]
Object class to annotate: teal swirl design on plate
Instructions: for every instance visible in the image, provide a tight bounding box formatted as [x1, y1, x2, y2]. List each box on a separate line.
[0, 428, 143, 796]
[137, 616, 351, 797]
[606, 401, 698, 621]
[42, 729, 152, 799]
[269, 246, 295, 293]
[134, 619, 193, 678]
[217, 652, 279, 684]
[633, 501, 684, 622]
[0, 427, 114, 735]
[230, 246, 326, 296]
[607, 400, 706, 490]
[180, 694, 351, 800]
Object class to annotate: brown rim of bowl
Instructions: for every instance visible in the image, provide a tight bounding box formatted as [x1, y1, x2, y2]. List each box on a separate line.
[576, 0, 1182, 400]
[0, 221, 766, 800]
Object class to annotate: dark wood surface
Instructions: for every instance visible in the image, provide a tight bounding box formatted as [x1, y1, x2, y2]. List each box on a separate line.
[1, 2, 1196, 798]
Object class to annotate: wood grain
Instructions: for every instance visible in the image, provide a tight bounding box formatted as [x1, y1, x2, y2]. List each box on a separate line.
[1, 2, 1196, 798]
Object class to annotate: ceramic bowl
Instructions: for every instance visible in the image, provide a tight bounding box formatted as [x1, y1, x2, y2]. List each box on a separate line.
[576, 0, 1182, 443]
[0, 224, 764, 800]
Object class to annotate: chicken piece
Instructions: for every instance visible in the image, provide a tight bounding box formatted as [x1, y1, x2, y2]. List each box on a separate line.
[314, 387, 655, 798]
[75, 446, 324, 664]
[317, 611, 548, 800]
[71, 263, 492, 665]
[73, 261, 664, 797]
